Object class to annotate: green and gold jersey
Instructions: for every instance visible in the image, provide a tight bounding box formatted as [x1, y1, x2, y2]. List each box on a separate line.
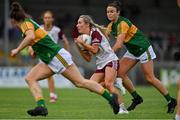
[107, 16, 150, 57]
[20, 18, 61, 64]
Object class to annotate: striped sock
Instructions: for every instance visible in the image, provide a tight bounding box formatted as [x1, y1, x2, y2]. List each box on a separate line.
[102, 90, 111, 102]
[164, 93, 172, 102]
[131, 91, 139, 99]
[37, 98, 46, 107]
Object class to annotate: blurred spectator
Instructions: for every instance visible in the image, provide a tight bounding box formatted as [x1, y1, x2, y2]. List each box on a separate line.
[167, 32, 178, 60]
[168, 32, 177, 48]
[149, 32, 158, 45]
[149, 32, 164, 48]
[8, 18, 21, 40]
[148, 31, 167, 60]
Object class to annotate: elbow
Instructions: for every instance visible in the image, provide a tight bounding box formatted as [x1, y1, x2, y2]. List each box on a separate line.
[91, 52, 96, 55]
[29, 33, 35, 40]
[31, 34, 35, 40]
[91, 49, 98, 55]
[28, 36, 35, 42]
[116, 44, 122, 49]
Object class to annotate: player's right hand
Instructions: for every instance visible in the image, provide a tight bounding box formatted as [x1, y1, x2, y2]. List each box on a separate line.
[11, 48, 19, 57]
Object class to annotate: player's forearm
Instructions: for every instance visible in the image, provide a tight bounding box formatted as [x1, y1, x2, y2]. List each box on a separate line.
[76, 43, 91, 62]
[112, 40, 123, 52]
[81, 43, 98, 54]
[17, 35, 34, 52]
[80, 50, 91, 62]
[63, 40, 70, 52]
[113, 34, 125, 52]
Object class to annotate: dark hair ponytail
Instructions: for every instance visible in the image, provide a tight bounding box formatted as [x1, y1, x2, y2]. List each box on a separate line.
[10, 2, 26, 21]
[108, 1, 122, 12]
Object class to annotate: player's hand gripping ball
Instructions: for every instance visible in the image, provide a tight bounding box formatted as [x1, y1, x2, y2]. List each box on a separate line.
[77, 34, 92, 50]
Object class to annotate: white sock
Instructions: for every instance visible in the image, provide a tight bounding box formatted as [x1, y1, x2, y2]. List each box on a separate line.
[50, 92, 57, 98]
[176, 114, 180, 120]
[114, 78, 126, 95]
[120, 103, 125, 108]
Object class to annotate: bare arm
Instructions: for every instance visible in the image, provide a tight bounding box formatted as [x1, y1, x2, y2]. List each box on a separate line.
[112, 33, 126, 52]
[80, 41, 99, 55]
[62, 34, 70, 52]
[11, 30, 35, 57]
[75, 38, 92, 62]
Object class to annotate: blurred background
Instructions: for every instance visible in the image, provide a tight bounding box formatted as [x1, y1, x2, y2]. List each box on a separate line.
[0, 0, 180, 87]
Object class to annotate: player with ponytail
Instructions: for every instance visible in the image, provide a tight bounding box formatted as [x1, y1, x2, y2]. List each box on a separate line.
[75, 15, 128, 114]
[106, 1, 177, 113]
[10, 2, 120, 116]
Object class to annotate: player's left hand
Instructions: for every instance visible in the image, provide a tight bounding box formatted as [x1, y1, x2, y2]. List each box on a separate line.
[11, 48, 19, 57]
[75, 36, 83, 44]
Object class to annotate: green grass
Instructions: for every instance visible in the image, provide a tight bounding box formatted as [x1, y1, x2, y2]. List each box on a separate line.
[0, 86, 177, 119]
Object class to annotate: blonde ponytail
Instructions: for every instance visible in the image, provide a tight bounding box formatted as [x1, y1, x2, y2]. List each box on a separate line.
[79, 15, 109, 38]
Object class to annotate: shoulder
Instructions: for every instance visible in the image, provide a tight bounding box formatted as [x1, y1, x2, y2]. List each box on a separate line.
[20, 20, 35, 33]
[40, 25, 44, 29]
[91, 28, 101, 37]
[120, 16, 129, 21]
[52, 26, 60, 32]
[91, 28, 102, 42]
[120, 16, 132, 25]
[107, 22, 113, 29]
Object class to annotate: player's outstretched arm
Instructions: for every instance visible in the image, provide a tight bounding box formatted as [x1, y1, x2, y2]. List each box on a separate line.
[11, 30, 35, 57]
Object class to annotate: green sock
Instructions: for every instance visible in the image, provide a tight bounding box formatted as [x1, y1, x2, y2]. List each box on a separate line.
[37, 99, 46, 107]
[131, 91, 139, 99]
[102, 90, 111, 102]
[164, 94, 172, 102]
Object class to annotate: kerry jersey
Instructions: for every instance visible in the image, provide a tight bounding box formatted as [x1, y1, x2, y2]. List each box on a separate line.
[107, 16, 150, 57]
[20, 18, 61, 64]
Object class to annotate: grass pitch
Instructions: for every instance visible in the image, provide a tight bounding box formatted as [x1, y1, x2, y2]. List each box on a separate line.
[0, 86, 177, 119]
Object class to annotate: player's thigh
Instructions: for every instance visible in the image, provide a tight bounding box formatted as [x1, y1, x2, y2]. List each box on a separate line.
[90, 73, 104, 83]
[61, 63, 86, 84]
[118, 57, 138, 75]
[105, 67, 117, 85]
[26, 63, 54, 81]
[141, 60, 155, 78]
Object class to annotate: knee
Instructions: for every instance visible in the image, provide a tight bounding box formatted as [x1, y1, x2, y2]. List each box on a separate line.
[118, 70, 127, 79]
[25, 75, 35, 85]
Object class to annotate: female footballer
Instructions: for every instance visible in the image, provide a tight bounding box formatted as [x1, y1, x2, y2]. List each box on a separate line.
[41, 10, 70, 103]
[106, 1, 176, 113]
[75, 15, 128, 114]
[10, 2, 120, 116]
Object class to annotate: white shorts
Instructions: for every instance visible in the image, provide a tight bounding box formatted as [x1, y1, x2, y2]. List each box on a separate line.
[123, 46, 156, 63]
[47, 48, 73, 74]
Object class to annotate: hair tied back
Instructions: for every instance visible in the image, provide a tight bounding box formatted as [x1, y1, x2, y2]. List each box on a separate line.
[11, 2, 22, 11]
